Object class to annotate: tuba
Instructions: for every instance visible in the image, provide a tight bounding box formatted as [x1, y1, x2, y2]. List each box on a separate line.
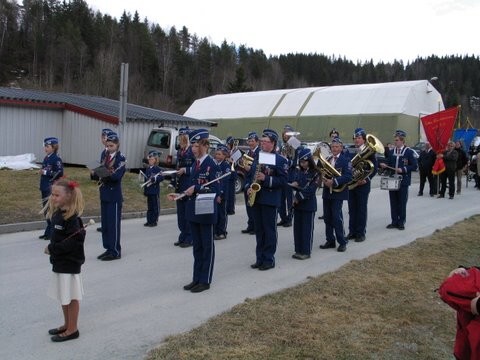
[247, 161, 262, 207]
[343, 134, 384, 191]
[238, 153, 253, 169]
[312, 149, 342, 193]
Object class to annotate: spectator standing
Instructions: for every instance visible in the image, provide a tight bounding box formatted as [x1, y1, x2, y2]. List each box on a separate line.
[417, 142, 436, 197]
[454, 140, 468, 195]
[438, 141, 458, 199]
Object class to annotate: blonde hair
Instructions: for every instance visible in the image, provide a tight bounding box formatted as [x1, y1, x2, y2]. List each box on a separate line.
[44, 179, 85, 219]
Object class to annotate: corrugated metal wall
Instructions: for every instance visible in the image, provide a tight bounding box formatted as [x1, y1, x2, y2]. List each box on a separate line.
[0, 105, 62, 161]
[0, 105, 167, 169]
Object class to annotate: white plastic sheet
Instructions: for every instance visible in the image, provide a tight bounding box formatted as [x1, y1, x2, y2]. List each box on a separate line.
[0, 153, 40, 170]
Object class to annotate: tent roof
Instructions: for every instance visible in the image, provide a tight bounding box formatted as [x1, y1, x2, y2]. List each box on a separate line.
[184, 80, 443, 120]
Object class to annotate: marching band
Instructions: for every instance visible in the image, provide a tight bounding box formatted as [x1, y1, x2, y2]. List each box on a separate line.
[74, 125, 424, 292]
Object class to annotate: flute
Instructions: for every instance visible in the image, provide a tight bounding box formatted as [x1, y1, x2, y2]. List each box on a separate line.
[171, 171, 232, 201]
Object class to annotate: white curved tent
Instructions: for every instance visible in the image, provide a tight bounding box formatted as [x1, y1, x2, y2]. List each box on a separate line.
[185, 80, 443, 145]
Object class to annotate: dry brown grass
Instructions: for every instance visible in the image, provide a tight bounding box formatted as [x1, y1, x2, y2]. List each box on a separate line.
[148, 215, 480, 360]
[0, 167, 174, 225]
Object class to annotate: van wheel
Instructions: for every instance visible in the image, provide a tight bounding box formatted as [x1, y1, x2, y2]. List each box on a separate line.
[235, 176, 245, 194]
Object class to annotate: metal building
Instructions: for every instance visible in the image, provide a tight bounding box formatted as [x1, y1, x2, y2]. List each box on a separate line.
[0, 87, 215, 168]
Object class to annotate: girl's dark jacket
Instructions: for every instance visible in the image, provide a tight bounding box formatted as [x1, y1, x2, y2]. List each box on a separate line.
[48, 211, 85, 274]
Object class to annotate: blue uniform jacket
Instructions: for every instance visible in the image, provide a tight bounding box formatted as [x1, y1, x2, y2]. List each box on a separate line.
[175, 146, 195, 193]
[91, 152, 127, 203]
[215, 160, 232, 200]
[384, 146, 418, 187]
[245, 152, 288, 207]
[292, 168, 319, 212]
[40, 153, 63, 191]
[322, 152, 353, 200]
[186, 156, 220, 224]
[143, 165, 163, 196]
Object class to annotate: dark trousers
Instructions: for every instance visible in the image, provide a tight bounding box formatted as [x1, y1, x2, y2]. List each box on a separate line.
[253, 204, 278, 266]
[190, 222, 215, 284]
[293, 210, 315, 255]
[388, 186, 409, 226]
[101, 201, 122, 257]
[419, 169, 436, 195]
[41, 190, 52, 238]
[279, 184, 293, 223]
[176, 199, 191, 244]
[323, 198, 346, 246]
[244, 191, 255, 230]
[440, 170, 456, 197]
[146, 194, 159, 224]
[348, 184, 370, 237]
[227, 179, 236, 214]
[215, 199, 228, 236]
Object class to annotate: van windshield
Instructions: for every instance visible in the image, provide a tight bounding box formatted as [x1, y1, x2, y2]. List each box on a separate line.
[148, 131, 170, 149]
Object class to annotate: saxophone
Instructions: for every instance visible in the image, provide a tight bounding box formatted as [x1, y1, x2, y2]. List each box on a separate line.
[247, 161, 262, 207]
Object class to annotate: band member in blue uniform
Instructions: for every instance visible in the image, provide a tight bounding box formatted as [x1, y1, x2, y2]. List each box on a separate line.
[214, 144, 231, 240]
[291, 148, 319, 260]
[169, 129, 219, 293]
[278, 125, 296, 227]
[347, 128, 378, 243]
[247, 129, 288, 270]
[225, 136, 237, 215]
[241, 132, 260, 235]
[173, 127, 195, 247]
[39, 137, 64, 240]
[380, 130, 418, 230]
[143, 151, 163, 227]
[319, 136, 352, 252]
[93, 128, 113, 232]
[91, 132, 126, 261]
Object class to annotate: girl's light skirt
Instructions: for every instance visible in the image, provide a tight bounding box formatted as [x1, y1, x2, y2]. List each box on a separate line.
[47, 272, 84, 305]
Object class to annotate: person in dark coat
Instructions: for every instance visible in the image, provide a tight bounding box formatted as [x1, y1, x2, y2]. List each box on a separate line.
[455, 140, 469, 195]
[380, 130, 418, 230]
[143, 151, 163, 227]
[417, 142, 437, 196]
[347, 128, 377, 243]
[172, 127, 195, 247]
[291, 148, 319, 259]
[438, 141, 458, 199]
[39, 137, 63, 240]
[44, 178, 86, 342]
[241, 132, 260, 235]
[319, 137, 353, 252]
[168, 129, 219, 293]
[91, 132, 126, 261]
[247, 129, 288, 270]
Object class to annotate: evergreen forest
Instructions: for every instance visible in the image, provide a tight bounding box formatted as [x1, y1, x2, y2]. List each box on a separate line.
[1, 0, 479, 126]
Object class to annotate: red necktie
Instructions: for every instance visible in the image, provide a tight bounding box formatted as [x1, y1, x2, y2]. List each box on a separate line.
[195, 160, 200, 171]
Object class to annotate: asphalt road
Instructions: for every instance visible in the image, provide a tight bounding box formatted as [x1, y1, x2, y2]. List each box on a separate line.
[1, 174, 479, 360]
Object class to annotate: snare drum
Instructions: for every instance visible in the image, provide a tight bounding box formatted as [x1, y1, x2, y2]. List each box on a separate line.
[380, 175, 402, 190]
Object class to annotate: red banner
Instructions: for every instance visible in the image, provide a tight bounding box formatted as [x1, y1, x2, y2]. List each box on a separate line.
[420, 106, 459, 153]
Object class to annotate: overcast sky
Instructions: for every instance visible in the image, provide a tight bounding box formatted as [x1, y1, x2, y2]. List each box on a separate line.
[86, 0, 479, 64]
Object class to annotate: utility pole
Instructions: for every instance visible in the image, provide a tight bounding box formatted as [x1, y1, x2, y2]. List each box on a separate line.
[119, 63, 129, 167]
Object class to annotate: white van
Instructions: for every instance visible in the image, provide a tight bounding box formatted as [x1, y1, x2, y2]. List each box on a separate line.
[143, 127, 223, 168]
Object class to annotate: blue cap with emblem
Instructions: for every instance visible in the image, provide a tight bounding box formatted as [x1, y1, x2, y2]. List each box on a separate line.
[148, 150, 159, 158]
[247, 132, 258, 141]
[331, 136, 343, 145]
[262, 128, 279, 142]
[101, 128, 113, 136]
[216, 144, 229, 153]
[179, 127, 190, 135]
[106, 132, 119, 142]
[354, 128, 366, 138]
[225, 136, 234, 145]
[189, 128, 209, 143]
[395, 129, 407, 138]
[284, 124, 294, 132]
[298, 148, 312, 161]
[43, 137, 59, 146]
